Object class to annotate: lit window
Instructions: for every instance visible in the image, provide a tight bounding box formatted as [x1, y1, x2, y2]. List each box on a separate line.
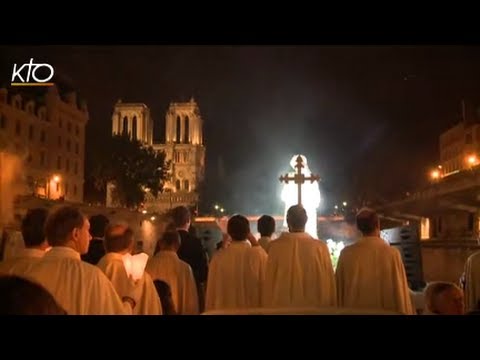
[420, 218, 430, 240]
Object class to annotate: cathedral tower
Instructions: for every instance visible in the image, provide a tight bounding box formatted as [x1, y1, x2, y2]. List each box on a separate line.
[107, 97, 205, 212]
[153, 97, 205, 204]
[165, 97, 203, 146]
[111, 100, 153, 145]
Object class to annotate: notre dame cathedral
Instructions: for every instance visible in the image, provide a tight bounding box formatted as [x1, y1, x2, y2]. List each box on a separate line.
[106, 98, 205, 213]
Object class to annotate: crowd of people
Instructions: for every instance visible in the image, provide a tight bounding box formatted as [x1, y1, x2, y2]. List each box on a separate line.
[1, 203, 480, 315]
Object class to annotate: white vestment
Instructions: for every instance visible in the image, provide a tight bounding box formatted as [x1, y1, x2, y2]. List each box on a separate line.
[409, 289, 425, 314]
[206, 241, 268, 312]
[97, 253, 162, 315]
[0, 248, 45, 276]
[146, 251, 199, 315]
[335, 236, 415, 315]
[263, 231, 336, 308]
[1, 230, 25, 260]
[258, 236, 273, 253]
[24, 247, 131, 315]
[464, 250, 480, 312]
[281, 155, 321, 239]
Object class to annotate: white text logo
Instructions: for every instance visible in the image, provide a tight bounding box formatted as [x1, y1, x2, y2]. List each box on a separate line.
[11, 58, 54, 86]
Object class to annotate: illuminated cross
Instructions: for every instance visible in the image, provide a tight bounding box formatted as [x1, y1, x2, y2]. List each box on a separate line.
[279, 155, 320, 206]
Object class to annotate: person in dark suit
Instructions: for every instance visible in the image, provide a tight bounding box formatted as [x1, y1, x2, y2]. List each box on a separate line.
[81, 214, 109, 265]
[171, 206, 208, 312]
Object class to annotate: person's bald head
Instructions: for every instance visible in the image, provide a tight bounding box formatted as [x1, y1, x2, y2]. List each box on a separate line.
[104, 223, 134, 253]
[287, 205, 308, 232]
[356, 208, 380, 236]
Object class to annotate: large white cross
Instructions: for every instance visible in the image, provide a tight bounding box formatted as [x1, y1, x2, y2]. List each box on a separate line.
[279, 155, 320, 206]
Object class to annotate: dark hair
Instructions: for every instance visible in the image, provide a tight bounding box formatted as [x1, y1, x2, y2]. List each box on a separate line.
[21, 208, 48, 247]
[153, 280, 177, 315]
[171, 206, 190, 227]
[44, 206, 85, 246]
[89, 214, 110, 238]
[356, 209, 379, 235]
[156, 231, 181, 254]
[227, 215, 250, 241]
[0, 275, 67, 315]
[104, 225, 134, 253]
[286, 205, 307, 230]
[257, 215, 275, 237]
[163, 231, 181, 247]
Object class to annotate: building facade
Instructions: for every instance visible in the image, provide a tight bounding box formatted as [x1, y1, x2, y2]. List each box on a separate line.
[439, 121, 480, 176]
[0, 85, 88, 203]
[378, 111, 480, 284]
[108, 98, 205, 213]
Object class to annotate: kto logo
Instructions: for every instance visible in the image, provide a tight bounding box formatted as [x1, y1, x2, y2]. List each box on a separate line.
[11, 58, 54, 87]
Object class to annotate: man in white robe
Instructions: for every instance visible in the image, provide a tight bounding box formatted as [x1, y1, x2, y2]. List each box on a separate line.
[463, 250, 480, 312]
[0, 208, 49, 276]
[24, 205, 137, 315]
[257, 214, 275, 253]
[206, 215, 268, 312]
[97, 223, 162, 315]
[146, 230, 198, 314]
[335, 208, 415, 314]
[263, 205, 336, 309]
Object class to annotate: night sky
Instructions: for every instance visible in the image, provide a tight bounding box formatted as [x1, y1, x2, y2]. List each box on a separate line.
[2, 46, 480, 215]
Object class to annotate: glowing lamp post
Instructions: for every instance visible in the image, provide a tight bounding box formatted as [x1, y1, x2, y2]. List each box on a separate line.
[467, 155, 478, 168]
[47, 174, 61, 199]
[213, 204, 224, 217]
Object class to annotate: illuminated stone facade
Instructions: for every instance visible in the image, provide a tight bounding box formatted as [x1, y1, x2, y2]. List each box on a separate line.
[108, 98, 205, 212]
[0, 85, 88, 203]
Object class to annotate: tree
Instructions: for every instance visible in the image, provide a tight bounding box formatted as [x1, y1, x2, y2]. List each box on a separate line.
[89, 134, 170, 208]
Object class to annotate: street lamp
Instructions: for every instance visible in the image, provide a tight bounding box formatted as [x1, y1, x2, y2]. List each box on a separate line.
[467, 155, 478, 168]
[47, 174, 61, 199]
